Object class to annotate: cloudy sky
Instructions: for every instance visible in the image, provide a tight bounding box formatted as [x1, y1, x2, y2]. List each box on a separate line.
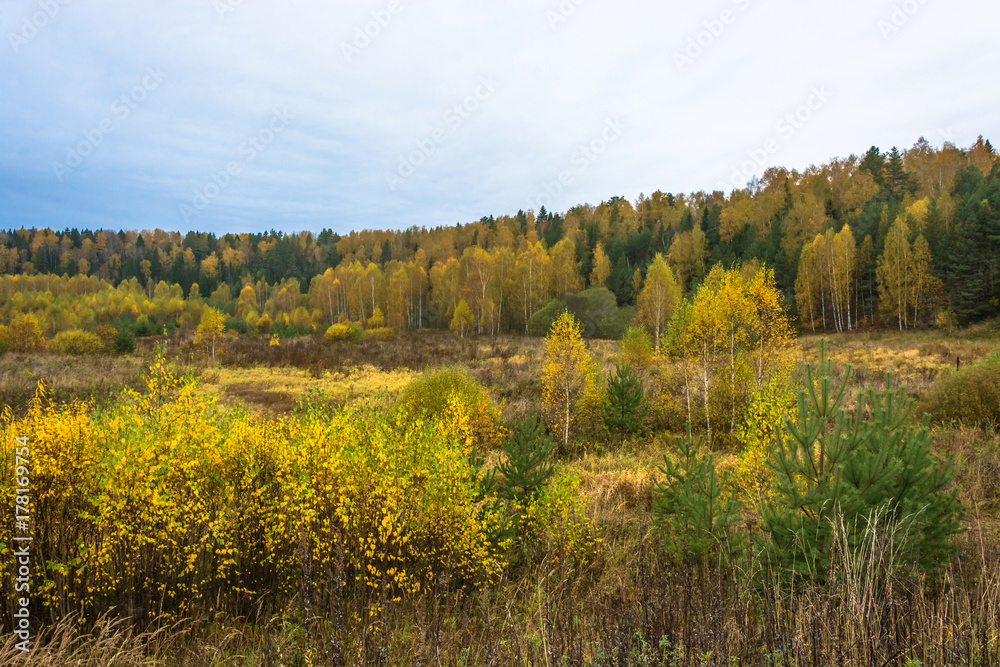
[1, 0, 998, 236]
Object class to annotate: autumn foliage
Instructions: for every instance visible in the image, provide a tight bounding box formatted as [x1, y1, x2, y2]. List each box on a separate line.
[542, 312, 602, 446]
[0, 359, 521, 627]
[658, 262, 796, 516]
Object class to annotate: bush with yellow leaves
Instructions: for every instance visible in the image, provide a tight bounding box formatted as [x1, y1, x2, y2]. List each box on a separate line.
[396, 366, 505, 450]
[732, 362, 795, 508]
[519, 470, 598, 567]
[47, 329, 104, 355]
[0, 313, 46, 352]
[324, 322, 364, 343]
[0, 357, 505, 626]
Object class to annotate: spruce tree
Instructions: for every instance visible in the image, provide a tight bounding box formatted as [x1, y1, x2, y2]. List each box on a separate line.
[948, 183, 1000, 323]
[498, 416, 556, 508]
[653, 423, 742, 565]
[603, 363, 647, 446]
[764, 345, 963, 581]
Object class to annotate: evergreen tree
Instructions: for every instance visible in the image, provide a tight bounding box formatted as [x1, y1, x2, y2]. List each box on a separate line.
[113, 328, 136, 354]
[859, 146, 886, 189]
[764, 345, 963, 582]
[653, 423, 742, 564]
[948, 177, 1000, 322]
[498, 415, 556, 507]
[608, 253, 634, 305]
[884, 147, 918, 199]
[602, 363, 647, 446]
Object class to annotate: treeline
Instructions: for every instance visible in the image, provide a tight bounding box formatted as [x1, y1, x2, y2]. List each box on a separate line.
[1, 136, 998, 336]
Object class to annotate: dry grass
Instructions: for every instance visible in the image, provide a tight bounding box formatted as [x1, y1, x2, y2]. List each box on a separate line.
[194, 364, 416, 414]
[0, 612, 185, 666]
[798, 331, 996, 385]
[4, 328, 1000, 664]
[0, 353, 145, 411]
[200, 331, 620, 420]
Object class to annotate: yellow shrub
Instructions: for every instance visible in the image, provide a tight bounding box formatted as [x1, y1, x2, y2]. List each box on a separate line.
[367, 326, 397, 342]
[620, 325, 653, 370]
[397, 367, 505, 449]
[325, 322, 363, 343]
[366, 307, 385, 329]
[732, 372, 795, 508]
[48, 329, 104, 355]
[0, 356, 505, 624]
[521, 471, 598, 566]
[5, 313, 45, 352]
[94, 324, 118, 352]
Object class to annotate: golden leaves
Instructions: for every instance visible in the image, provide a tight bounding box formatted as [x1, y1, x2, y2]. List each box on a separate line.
[0, 356, 505, 621]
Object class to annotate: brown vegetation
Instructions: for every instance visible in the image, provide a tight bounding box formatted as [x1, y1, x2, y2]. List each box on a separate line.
[2, 328, 999, 665]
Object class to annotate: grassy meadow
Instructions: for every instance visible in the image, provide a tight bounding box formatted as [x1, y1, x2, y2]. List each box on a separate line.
[1, 323, 999, 667]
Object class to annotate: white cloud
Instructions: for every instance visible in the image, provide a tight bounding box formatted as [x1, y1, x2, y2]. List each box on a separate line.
[1, 0, 998, 233]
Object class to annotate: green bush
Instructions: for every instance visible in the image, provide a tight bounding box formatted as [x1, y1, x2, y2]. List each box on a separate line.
[497, 415, 557, 548]
[527, 300, 566, 338]
[48, 330, 103, 356]
[919, 359, 1000, 428]
[498, 416, 555, 507]
[603, 363, 647, 446]
[764, 348, 964, 581]
[527, 288, 629, 339]
[653, 423, 742, 564]
[563, 286, 621, 339]
[224, 317, 250, 335]
[133, 316, 159, 337]
[270, 321, 312, 338]
[113, 328, 136, 355]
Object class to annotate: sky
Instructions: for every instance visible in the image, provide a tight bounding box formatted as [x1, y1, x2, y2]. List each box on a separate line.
[1, 0, 998, 236]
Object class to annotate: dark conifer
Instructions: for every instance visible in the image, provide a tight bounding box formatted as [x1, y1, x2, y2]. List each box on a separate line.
[603, 363, 647, 446]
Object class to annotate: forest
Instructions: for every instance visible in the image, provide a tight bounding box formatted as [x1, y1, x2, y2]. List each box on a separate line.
[0, 137, 999, 666]
[0, 137, 997, 350]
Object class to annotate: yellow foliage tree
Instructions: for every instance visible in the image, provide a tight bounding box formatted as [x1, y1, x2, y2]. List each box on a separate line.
[450, 299, 475, 338]
[590, 242, 611, 287]
[636, 253, 681, 353]
[542, 311, 599, 446]
[194, 307, 229, 360]
[367, 306, 386, 329]
[877, 217, 912, 330]
[668, 264, 793, 451]
[5, 313, 46, 352]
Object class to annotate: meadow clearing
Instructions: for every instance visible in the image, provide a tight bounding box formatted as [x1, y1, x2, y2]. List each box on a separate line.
[0, 318, 998, 667]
